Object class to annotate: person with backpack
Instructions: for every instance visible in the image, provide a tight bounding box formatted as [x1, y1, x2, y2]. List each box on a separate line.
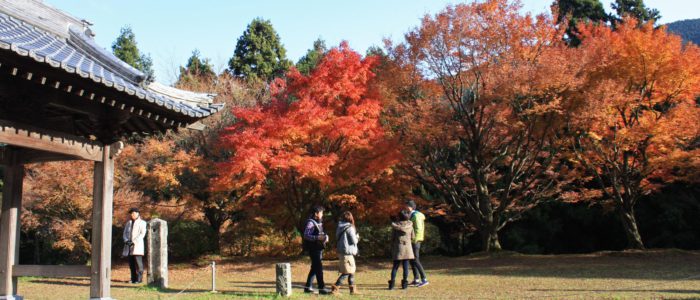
[406, 200, 429, 287]
[331, 211, 361, 295]
[388, 209, 415, 290]
[303, 205, 330, 294]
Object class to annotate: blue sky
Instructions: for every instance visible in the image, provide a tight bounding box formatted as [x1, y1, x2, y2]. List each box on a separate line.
[45, 0, 698, 84]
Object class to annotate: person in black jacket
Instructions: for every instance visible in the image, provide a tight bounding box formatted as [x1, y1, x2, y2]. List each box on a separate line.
[303, 205, 330, 294]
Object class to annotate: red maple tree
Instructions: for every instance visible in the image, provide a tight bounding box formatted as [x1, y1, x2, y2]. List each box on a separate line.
[383, 0, 576, 251]
[215, 42, 400, 232]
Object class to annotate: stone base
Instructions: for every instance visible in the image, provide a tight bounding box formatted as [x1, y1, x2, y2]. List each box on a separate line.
[89, 298, 115, 300]
[0, 296, 23, 300]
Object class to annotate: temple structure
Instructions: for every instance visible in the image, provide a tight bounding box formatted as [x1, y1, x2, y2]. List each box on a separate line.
[0, 1, 223, 299]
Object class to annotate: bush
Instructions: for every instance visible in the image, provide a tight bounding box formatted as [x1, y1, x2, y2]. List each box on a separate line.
[168, 221, 216, 261]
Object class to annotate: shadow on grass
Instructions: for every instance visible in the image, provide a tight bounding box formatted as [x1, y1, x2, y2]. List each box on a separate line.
[530, 288, 700, 294]
[127, 285, 277, 298]
[424, 250, 700, 280]
[26, 279, 89, 287]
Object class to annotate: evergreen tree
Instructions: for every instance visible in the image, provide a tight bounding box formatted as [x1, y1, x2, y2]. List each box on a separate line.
[295, 38, 327, 75]
[228, 18, 291, 81]
[177, 49, 216, 84]
[555, 0, 609, 46]
[611, 0, 660, 23]
[112, 26, 154, 81]
[365, 45, 386, 58]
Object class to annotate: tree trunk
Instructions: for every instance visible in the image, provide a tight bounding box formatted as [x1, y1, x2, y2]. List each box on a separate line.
[211, 230, 221, 253]
[617, 208, 645, 250]
[481, 226, 502, 252]
[205, 216, 223, 254]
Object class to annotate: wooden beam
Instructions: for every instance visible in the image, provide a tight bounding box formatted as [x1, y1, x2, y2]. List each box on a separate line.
[12, 265, 91, 278]
[16, 149, 79, 164]
[90, 144, 114, 299]
[0, 148, 24, 298]
[0, 120, 103, 162]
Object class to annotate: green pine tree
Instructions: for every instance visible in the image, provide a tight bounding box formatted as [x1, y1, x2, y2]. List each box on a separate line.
[555, 0, 609, 46]
[295, 38, 327, 75]
[112, 26, 155, 81]
[611, 0, 661, 23]
[177, 49, 216, 84]
[228, 18, 292, 82]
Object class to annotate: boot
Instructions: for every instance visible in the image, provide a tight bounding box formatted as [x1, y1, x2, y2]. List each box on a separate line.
[331, 285, 341, 295]
[388, 280, 395, 290]
[401, 279, 409, 289]
[319, 287, 331, 295]
[350, 285, 360, 295]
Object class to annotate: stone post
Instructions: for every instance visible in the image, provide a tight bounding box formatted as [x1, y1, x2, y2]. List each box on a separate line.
[275, 263, 292, 297]
[147, 218, 168, 288]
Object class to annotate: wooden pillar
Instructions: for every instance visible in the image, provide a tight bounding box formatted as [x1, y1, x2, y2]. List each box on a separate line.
[90, 145, 114, 300]
[0, 148, 24, 300]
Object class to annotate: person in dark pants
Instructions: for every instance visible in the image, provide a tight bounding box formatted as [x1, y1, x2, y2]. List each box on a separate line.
[122, 207, 147, 284]
[406, 200, 429, 287]
[389, 210, 414, 290]
[331, 211, 361, 295]
[303, 205, 330, 294]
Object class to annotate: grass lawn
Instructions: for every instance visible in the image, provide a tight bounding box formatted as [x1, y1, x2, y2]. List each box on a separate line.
[16, 249, 700, 299]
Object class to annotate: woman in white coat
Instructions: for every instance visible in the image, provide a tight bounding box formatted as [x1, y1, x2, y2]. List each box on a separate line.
[122, 207, 147, 283]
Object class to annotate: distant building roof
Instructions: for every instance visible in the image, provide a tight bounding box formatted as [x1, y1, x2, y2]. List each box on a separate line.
[0, 0, 223, 120]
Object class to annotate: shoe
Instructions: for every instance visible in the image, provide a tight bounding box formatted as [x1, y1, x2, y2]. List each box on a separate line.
[417, 280, 429, 287]
[350, 285, 360, 295]
[410, 279, 421, 286]
[401, 279, 409, 289]
[331, 285, 341, 295]
[388, 280, 395, 290]
[304, 287, 316, 294]
[319, 287, 331, 295]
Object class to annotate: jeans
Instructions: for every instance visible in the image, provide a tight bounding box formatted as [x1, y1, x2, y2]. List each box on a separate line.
[335, 273, 355, 286]
[410, 242, 427, 281]
[390, 259, 409, 281]
[128, 255, 143, 283]
[305, 249, 325, 289]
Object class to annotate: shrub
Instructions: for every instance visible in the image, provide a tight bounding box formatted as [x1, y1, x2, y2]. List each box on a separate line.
[168, 221, 216, 261]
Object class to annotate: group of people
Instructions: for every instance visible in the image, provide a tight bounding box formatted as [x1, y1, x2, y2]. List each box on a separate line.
[303, 200, 430, 295]
[120, 200, 430, 294]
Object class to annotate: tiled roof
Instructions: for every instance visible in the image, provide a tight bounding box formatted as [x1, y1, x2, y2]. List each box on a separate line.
[0, 4, 223, 120]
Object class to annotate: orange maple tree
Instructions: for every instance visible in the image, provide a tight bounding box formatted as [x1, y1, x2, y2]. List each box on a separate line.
[21, 160, 142, 263]
[214, 42, 400, 232]
[384, 0, 578, 251]
[562, 18, 700, 249]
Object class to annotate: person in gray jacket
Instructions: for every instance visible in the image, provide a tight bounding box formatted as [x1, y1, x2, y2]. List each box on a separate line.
[331, 211, 360, 295]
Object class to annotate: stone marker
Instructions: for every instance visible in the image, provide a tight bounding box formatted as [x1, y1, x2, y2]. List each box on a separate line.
[147, 218, 168, 288]
[276, 263, 292, 297]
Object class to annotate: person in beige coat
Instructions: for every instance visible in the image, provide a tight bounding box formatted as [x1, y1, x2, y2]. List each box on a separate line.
[122, 207, 147, 284]
[388, 210, 415, 290]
